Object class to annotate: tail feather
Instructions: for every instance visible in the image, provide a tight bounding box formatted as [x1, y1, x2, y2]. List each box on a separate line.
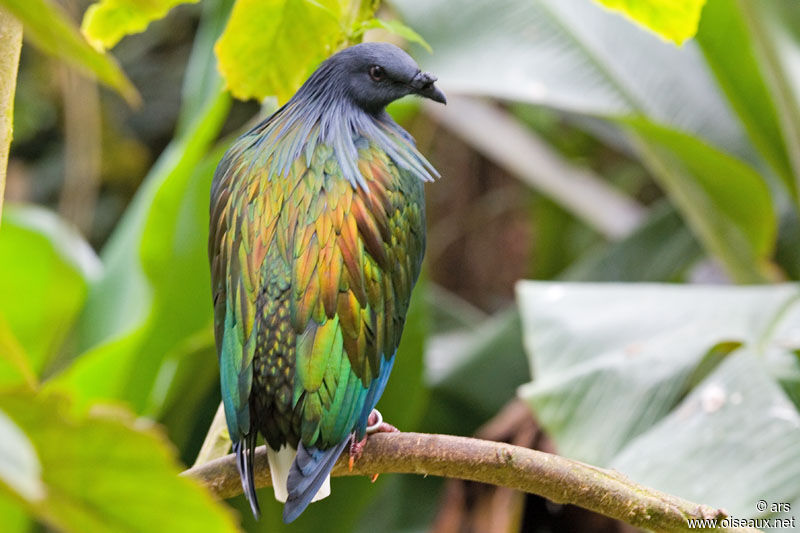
[282, 439, 349, 523]
[233, 433, 260, 520]
[266, 445, 295, 502]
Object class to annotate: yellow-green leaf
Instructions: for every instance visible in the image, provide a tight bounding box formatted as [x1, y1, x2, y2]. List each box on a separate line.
[82, 0, 199, 51]
[592, 0, 706, 45]
[0, 206, 101, 382]
[355, 18, 432, 53]
[0, 0, 139, 104]
[215, 0, 379, 102]
[0, 409, 43, 503]
[0, 391, 239, 533]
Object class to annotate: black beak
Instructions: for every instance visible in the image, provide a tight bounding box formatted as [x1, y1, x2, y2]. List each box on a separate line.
[411, 71, 447, 104]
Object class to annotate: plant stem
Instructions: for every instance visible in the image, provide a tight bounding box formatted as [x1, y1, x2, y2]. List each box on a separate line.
[56, 0, 101, 236]
[0, 8, 23, 227]
[182, 431, 756, 533]
[192, 402, 231, 467]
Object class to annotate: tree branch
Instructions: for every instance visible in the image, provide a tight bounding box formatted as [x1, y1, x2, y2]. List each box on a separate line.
[181, 432, 756, 533]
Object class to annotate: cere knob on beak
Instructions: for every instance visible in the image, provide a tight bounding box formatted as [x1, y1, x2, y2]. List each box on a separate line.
[412, 71, 447, 104]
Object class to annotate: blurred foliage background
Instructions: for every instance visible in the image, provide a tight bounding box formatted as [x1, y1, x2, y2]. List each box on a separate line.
[1, 0, 800, 532]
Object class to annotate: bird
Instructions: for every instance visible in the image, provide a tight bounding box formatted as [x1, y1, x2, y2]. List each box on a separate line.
[208, 42, 446, 523]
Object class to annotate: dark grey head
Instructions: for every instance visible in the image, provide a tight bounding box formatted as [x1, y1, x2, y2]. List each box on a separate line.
[303, 42, 446, 114]
[255, 42, 444, 188]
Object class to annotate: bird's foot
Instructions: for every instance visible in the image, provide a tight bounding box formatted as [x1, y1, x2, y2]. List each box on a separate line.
[366, 408, 399, 435]
[348, 409, 399, 473]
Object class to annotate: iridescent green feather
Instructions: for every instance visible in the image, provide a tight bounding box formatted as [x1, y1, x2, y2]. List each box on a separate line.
[209, 122, 425, 450]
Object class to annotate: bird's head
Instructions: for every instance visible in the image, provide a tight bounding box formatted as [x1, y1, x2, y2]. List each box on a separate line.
[322, 42, 446, 114]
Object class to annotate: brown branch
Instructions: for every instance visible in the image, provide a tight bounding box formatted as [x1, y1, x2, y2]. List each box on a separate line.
[181, 432, 757, 533]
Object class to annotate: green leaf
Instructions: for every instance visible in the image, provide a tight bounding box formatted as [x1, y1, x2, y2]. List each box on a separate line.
[355, 18, 432, 53]
[610, 349, 799, 515]
[0, 494, 28, 533]
[776, 208, 800, 281]
[0, 409, 44, 502]
[517, 282, 800, 517]
[52, 102, 229, 412]
[563, 201, 702, 282]
[425, 310, 529, 433]
[394, 0, 777, 281]
[0, 0, 139, 104]
[392, 0, 748, 157]
[0, 206, 101, 382]
[0, 317, 36, 389]
[0, 391, 238, 533]
[695, 0, 796, 199]
[215, 0, 379, 102]
[53, 0, 233, 413]
[737, 0, 800, 213]
[591, 0, 706, 45]
[81, 0, 199, 51]
[624, 119, 776, 283]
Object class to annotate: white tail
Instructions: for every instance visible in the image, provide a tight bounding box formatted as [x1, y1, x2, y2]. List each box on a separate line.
[266, 446, 331, 503]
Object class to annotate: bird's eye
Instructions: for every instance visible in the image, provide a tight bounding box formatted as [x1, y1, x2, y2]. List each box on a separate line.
[369, 65, 385, 82]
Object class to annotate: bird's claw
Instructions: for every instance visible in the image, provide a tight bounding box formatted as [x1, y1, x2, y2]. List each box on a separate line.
[365, 408, 399, 435]
[348, 436, 365, 472]
[348, 409, 399, 473]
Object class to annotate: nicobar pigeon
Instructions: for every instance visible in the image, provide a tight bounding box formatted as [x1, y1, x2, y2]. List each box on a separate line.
[208, 42, 446, 523]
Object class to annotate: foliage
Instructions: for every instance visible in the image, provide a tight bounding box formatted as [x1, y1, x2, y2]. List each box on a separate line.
[215, 0, 378, 102]
[517, 282, 800, 519]
[591, 0, 706, 45]
[0, 391, 239, 533]
[3, 0, 800, 531]
[82, 0, 200, 51]
[0, 0, 137, 103]
[623, 118, 775, 283]
[352, 18, 431, 53]
[0, 207, 100, 381]
[394, 0, 800, 279]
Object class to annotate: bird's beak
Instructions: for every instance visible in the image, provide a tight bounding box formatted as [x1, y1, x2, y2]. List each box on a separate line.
[412, 71, 447, 105]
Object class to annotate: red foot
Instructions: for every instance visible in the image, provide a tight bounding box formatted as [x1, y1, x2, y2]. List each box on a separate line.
[365, 408, 399, 435]
[348, 409, 399, 473]
[349, 437, 366, 471]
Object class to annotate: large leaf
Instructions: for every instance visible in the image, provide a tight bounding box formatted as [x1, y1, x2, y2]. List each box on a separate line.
[0, 206, 101, 382]
[591, 0, 706, 45]
[0, 391, 238, 532]
[517, 282, 800, 518]
[424, 310, 529, 434]
[82, 0, 200, 51]
[393, 0, 778, 281]
[215, 0, 378, 102]
[737, 0, 800, 208]
[0, 409, 43, 502]
[563, 201, 702, 282]
[695, 0, 796, 198]
[624, 118, 776, 283]
[53, 0, 233, 413]
[392, 0, 748, 156]
[0, 0, 138, 103]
